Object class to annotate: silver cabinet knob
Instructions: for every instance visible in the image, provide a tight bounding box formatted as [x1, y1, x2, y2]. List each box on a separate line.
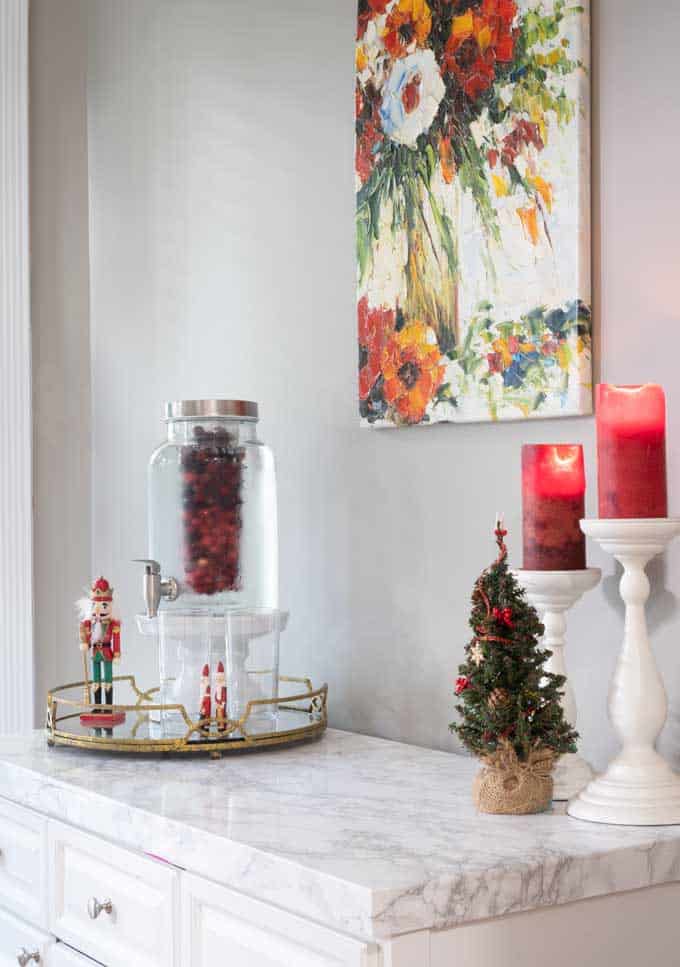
[16, 949, 40, 966]
[87, 896, 113, 920]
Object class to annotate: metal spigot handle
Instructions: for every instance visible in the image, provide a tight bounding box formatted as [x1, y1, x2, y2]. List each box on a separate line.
[16, 949, 40, 965]
[133, 558, 161, 574]
[133, 559, 179, 618]
[88, 896, 114, 920]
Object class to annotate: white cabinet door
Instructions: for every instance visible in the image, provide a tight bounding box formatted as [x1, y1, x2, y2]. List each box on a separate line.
[48, 820, 179, 967]
[51, 943, 103, 966]
[181, 873, 380, 967]
[0, 907, 54, 967]
[0, 797, 48, 928]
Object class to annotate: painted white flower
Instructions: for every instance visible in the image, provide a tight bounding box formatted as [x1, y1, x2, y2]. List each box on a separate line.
[469, 111, 491, 150]
[379, 49, 444, 149]
[356, 19, 391, 92]
[446, 358, 465, 399]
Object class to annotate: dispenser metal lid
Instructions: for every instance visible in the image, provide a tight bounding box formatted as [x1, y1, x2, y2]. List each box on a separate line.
[164, 399, 259, 421]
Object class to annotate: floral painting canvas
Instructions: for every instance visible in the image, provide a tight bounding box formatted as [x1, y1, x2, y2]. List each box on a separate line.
[356, 0, 591, 426]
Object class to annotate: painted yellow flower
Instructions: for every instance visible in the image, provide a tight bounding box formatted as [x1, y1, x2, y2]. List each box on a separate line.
[528, 174, 553, 212]
[557, 342, 572, 371]
[492, 173, 509, 197]
[383, 0, 432, 59]
[381, 321, 444, 423]
[491, 338, 512, 368]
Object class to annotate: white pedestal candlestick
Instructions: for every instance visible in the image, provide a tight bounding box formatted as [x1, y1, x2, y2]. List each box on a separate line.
[568, 518, 680, 826]
[515, 569, 601, 801]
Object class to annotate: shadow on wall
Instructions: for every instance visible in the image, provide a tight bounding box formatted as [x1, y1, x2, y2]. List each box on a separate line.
[590, 0, 602, 386]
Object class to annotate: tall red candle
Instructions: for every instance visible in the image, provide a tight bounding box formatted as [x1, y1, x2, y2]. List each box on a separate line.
[522, 444, 586, 570]
[596, 384, 667, 519]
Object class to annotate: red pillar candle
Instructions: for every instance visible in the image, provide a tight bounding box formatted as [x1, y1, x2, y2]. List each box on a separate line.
[522, 444, 586, 570]
[596, 384, 668, 519]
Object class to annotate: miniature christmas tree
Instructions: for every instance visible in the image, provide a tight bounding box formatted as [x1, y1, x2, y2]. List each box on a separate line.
[450, 520, 577, 768]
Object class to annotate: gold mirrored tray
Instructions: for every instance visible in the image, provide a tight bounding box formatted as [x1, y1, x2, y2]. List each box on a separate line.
[46, 675, 327, 756]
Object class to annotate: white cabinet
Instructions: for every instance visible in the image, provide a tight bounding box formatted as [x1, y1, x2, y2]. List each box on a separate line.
[51, 944, 102, 966]
[48, 821, 179, 967]
[1, 801, 382, 967]
[181, 873, 380, 967]
[0, 907, 54, 966]
[0, 797, 47, 928]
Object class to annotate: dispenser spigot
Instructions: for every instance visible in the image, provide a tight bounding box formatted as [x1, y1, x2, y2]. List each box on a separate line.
[133, 559, 179, 618]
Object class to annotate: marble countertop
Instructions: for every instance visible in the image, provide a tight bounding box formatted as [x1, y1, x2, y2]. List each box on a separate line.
[2, 730, 680, 940]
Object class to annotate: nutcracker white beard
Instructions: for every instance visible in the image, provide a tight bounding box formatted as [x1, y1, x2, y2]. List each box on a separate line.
[76, 594, 116, 635]
[91, 620, 104, 644]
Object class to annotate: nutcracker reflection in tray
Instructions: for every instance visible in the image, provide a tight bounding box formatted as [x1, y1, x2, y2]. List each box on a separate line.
[199, 661, 228, 734]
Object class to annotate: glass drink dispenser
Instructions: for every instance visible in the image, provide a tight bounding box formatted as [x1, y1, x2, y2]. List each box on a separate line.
[137, 400, 281, 735]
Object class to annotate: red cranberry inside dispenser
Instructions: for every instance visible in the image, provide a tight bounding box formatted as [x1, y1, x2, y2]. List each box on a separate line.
[181, 425, 244, 595]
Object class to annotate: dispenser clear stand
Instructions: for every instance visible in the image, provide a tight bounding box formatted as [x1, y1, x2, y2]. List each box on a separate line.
[515, 568, 601, 801]
[568, 518, 680, 826]
[226, 609, 288, 735]
[136, 609, 288, 737]
[136, 611, 223, 734]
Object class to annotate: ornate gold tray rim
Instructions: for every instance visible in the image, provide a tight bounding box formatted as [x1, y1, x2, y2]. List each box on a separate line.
[46, 675, 328, 756]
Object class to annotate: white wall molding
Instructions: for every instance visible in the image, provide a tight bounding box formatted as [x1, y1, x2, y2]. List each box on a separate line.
[0, 0, 34, 733]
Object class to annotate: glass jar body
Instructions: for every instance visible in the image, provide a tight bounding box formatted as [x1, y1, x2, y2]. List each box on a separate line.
[148, 417, 278, 611]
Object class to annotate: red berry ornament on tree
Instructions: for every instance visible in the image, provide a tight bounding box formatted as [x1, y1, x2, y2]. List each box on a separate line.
[455, 676, 471, 695]
[492, 606, 514, 628]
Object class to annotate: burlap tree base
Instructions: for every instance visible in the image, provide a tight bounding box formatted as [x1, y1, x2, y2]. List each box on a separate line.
[473, 741, 556, 815]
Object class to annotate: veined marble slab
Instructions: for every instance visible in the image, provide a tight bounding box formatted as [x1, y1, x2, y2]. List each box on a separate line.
[1, 730, 680, 940]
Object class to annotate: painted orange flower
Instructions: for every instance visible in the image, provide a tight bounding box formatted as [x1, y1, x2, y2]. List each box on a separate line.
[517, 204, 539, 245]
[383, 0, 432, 59]
[358, 297, 395, 399]
[443, 0, 517, 100]
[381, 321, 445, 423]
[357, 0, 390, 40]
[439, 134, 456, 184]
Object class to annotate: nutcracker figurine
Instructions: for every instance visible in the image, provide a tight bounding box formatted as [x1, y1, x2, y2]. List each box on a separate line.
[79, 577, 125, 727]
[199, 663, 211, 732]
[214, 661, 227, 733]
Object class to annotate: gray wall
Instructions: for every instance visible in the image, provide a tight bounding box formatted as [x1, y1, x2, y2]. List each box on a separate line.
[33, 0, 680, 770]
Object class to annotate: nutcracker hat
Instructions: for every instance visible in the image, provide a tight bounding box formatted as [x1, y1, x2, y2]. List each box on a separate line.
[201, 664, 210, 677]
[90, 576, 113, 602]
[217, 661, 224, 674]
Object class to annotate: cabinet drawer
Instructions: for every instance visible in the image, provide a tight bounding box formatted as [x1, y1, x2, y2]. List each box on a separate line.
[51, 943, 102, 966]
[0, 797, 47, 928]
[0, 907, 54, 967]
[181, 873, 379, 967]
[48, 820, 178, 967]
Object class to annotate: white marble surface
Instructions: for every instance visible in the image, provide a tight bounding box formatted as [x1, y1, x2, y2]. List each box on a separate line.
[2, 730, 680, 940]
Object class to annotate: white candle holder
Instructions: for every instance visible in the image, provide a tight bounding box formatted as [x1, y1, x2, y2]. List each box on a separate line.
[515, 568, 601, 801]
[568, 518, 680, 826]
